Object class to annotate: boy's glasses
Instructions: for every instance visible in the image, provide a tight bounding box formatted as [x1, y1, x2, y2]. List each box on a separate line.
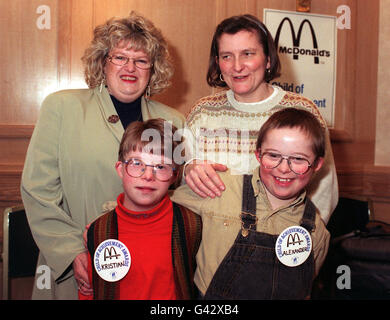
[259, 151, 312, 175]
[122, 158, 175, 181]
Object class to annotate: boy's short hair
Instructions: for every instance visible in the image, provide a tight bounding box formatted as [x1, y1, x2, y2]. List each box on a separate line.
[118, 118, 184, 168]
[256, 108, 326, 159]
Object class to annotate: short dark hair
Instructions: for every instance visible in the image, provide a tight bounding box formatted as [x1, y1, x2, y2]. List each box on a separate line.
[118, 118, 184, 168]
[256, 108, 326, 159]
[207, 14, 281, 87]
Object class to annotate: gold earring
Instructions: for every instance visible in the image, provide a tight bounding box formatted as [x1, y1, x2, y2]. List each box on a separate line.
[99, 74, 106, 93]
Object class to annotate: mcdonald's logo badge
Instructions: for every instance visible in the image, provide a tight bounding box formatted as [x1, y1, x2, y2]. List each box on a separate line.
[94, 239, 131, 282]
[104, 246, 121, 261]
[274, 17, 330, 64]
[286, 232, 304, 247]
[275, 225, 312, 267]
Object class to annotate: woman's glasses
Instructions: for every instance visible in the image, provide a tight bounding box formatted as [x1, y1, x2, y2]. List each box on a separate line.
[107, 54, 153, 70]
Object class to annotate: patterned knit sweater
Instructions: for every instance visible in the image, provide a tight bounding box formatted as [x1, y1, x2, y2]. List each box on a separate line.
[185, 85, 338, 224]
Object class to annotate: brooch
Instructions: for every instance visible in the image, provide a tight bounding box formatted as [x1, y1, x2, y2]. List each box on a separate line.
[107, 115, 119, 123]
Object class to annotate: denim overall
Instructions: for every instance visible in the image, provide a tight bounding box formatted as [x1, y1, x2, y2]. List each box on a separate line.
[204, 175, 315, 300]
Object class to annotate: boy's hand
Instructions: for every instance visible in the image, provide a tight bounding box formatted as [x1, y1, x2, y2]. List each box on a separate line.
[184, 160, 227, 198]
[73, 251, 93, 296]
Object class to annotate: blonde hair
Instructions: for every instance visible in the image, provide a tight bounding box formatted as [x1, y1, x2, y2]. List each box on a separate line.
[81, 11, 173, 96]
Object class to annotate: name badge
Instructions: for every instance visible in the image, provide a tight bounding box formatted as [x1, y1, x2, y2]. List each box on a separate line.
[94, 239, 131, 282]
[275, 226, 312, 267]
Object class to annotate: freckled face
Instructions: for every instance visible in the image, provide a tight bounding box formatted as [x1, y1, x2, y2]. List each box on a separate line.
[255, 127, 323, 209]
[104, 40, 151, 103]
[217, 30, 271, 103]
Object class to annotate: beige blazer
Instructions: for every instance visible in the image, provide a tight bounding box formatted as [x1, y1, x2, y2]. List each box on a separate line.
[21, 87, 185, 299]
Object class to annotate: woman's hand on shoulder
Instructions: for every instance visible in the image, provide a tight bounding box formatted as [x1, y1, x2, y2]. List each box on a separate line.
[184, 160, 227, 198]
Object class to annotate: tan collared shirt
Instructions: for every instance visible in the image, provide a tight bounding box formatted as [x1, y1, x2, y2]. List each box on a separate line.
[171, 167, 330, 295]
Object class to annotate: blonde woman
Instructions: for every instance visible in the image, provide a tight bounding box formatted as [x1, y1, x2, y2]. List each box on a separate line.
[21, 12, 184, 299]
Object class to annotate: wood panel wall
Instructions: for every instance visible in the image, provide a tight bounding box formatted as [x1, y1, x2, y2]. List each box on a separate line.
[1, 0, 389, 245]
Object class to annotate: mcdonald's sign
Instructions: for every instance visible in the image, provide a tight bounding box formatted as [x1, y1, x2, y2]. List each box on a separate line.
[273, 17, 331, 64]
[263, 9, 337, 127]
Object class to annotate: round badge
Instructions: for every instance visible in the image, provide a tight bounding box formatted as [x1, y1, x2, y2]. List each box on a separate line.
[94, 239, 131, 282]
[275, 226, 312, 267]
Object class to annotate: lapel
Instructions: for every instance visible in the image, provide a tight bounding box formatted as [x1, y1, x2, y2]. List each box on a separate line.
[171, 203, 202, 300]
[171, 203, 192, 300]
[95, 87, 150, 142]
[95, 86, 124, 143]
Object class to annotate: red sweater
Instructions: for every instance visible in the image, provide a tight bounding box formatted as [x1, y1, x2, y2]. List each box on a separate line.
[80, 193, 177, 300]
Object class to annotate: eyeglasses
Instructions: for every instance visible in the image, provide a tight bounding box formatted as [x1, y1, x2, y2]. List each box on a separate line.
[122, 158, 175, 181]
[107, 54, 153, 70]
[259, 151, 312, 175]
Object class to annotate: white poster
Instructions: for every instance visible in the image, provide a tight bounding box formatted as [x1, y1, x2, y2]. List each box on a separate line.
[264, 9, 337, 127]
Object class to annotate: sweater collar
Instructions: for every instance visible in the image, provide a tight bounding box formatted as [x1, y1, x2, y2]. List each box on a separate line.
[226, 85, 285, 113]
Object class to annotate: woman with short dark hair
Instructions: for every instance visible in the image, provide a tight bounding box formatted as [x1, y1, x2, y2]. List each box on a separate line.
[184, 14, 338, 226]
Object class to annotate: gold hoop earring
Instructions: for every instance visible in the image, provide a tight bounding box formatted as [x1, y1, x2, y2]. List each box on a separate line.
[99, 74, 106, 93]
[265, 68, 271, 80]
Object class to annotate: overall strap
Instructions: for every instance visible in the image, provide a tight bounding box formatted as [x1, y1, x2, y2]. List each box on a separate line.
[240, 174, 257, 237]
[300, 198, 317, 233]
[171, 203, 202, 299]
[87, 209, 119, 300]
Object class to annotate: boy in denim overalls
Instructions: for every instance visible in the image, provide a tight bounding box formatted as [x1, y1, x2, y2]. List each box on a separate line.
[172, 108, 330, 299]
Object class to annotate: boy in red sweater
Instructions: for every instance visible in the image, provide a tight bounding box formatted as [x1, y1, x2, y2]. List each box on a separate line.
[79, 119, 201, 300]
